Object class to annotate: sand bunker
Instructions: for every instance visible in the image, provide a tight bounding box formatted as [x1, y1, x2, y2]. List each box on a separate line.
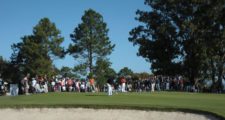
[0, 108, 218, 120]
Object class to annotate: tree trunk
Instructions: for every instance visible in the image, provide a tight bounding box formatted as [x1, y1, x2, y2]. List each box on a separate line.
[217, 61, 224, 92]
[210, 58, 215, 83]
[89, 48, 93, 73]
[210, 58, 217, 91]
[88, 43, 93, 73]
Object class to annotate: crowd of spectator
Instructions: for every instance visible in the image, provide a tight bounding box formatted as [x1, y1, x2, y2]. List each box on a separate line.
[0, 73, 223, 96]
[19, 74, 97, 95]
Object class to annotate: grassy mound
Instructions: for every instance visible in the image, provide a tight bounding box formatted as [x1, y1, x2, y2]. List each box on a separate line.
[0, 92, 224, 119]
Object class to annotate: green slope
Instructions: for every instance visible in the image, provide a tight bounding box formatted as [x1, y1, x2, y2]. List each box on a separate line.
[0, 92, 224, 119]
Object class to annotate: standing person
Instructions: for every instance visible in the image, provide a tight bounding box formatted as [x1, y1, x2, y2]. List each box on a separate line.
[51, 77, 56, 92]
[37, 76, 44, 93]
[166, 77, 170, 91]
[61, 78, 66, 92]
[107, 77, 114, 96]
[43, 75, 48, 93]
[137, 79, 141, 92]
[179, 76, 184, 91]
[67, 78, 73, 92]
[57, 79, 61, 92]
[151, 76, 156, 92]
[120, 77, 126, 92]
[80, 80, 86, 92]
[89, 77, 95, 93]
[75, 79, 80, 92]
[31, 78, 37, 93]
[0, 74, 4, 95]
[21, 73, 30, 95]
[155, 76, 161, 91]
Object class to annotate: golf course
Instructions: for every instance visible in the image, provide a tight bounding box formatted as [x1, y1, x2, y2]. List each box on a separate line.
[0, 92, 224, 119]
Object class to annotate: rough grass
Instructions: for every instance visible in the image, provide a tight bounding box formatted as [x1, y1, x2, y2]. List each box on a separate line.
[0, 92, 225, 119]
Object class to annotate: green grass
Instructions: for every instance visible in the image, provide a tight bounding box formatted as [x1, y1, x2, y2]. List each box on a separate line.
[0, 92, 225, 119]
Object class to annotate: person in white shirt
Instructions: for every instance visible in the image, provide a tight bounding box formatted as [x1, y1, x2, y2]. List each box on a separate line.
[51, 80, 56, 92]
[120, 77, 126, 92]
[151, 77, 156, 92]
[107, 77, 114, 96]
[31, 78, 37, 93]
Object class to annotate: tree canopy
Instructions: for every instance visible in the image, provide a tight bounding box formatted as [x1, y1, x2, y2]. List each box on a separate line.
[94, 58, 116, 89]
[11, 18, 65, 78]
[130, 0, 225, 89]
[129, 5, 181, 76]
[60, 66, 79, 78]
[68, 9, 115, 74]
[118, 67, 134, 77]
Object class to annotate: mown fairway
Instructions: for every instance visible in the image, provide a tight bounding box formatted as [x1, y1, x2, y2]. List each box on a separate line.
[0, 92, 224, 118]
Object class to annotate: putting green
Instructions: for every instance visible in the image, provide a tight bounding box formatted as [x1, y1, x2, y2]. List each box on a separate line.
[0, 92, 224, 119]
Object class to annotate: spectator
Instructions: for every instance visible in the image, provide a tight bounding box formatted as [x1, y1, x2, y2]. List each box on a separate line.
[166, 77, 170, 90]
[80, 80, 86, 92]
[120, 77, 126, 92]
[21, 73, 30, 95]
[0, 74, 4, 95]
[75, 79, 81, 92]
[31, 78, 37, 93]
[107, 77, 114, 96]
[51, 78, 56, 92]
[89, 77, 95, 92]
[155, 76, 161, 91]
[151, 77, 156, 92]
[67, 78, 73, 92]
[179, 76, 184, 91]
[61, 78, 66, 92]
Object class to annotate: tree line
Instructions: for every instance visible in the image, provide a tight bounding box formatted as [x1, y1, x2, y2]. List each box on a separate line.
[0, 1, 225, 92]
[129, 0, 225, 91]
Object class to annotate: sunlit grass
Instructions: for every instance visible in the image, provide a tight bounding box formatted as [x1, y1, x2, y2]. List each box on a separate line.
[0, 92, 224, 119]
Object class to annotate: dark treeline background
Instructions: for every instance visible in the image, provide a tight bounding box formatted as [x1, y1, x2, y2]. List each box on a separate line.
[129, 0, 225, 91]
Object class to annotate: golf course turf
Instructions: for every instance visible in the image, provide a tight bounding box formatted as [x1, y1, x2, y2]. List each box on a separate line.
[0, 92, 224, 119]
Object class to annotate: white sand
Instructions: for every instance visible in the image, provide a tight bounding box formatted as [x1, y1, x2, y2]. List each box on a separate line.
[0, 108, 218, 120]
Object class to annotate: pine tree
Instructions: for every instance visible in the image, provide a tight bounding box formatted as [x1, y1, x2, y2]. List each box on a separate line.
[11, 18, 65, 78]
[68, 9, 115, 74]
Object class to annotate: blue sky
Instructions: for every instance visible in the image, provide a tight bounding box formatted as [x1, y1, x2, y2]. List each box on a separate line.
[0, 0, 151, 73]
